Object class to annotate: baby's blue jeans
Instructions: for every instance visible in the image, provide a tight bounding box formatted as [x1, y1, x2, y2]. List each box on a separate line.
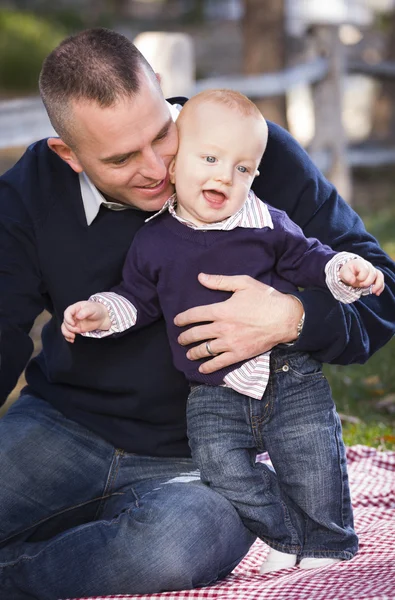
[187, 348, 358, 559]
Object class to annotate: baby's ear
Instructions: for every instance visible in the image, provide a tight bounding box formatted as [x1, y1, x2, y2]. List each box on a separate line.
[169, 158, 176, 184]
[254, 169, 260, 178]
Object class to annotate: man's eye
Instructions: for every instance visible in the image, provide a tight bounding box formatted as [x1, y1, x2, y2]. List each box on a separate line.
[113, 157, 128, 166]
[237, 165, 248, 173]
[156, 130, 168, 142]
[205, 156, 216, 163]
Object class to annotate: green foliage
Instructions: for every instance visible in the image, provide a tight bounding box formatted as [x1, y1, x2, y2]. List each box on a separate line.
[0, 10, 65, 93]
[359, 206, 395, 262]
[46, 9, 87, 32]
[46, 8, 115, 32]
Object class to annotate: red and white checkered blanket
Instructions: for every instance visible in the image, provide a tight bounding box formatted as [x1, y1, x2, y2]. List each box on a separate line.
[70, 445, 395, 600]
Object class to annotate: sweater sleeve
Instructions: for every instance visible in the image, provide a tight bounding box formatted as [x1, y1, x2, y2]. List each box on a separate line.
[109, 235, 163, 330]
[0, 181, 46, 403]
[252, 121, 395, 365]
[273, 214, 371, 303]
[81, 235, 163, 340]
[272, 210, 337, 288]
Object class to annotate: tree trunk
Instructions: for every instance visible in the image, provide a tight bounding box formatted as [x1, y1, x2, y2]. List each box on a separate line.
[371, 11, 395, 143]
[310, 26, 352, 203]
[242, 0, 288, 128]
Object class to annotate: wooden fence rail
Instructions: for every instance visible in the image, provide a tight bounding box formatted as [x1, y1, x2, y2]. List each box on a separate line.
[0, 58, 329, 151]
[2, 25, 395, 201]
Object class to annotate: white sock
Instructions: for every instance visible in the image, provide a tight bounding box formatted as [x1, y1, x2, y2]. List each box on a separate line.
[260, 548, 297, 574]
[299, 557, 341, 570]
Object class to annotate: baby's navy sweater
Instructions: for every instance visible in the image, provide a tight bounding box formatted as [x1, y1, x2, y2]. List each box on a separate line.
[112, 209, 336, 385]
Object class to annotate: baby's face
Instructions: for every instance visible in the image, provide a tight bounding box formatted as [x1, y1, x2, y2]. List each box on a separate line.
[171, 101, 267, 227]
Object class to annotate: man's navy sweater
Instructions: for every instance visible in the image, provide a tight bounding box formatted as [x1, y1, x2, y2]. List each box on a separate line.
[1, 120, 395, 455]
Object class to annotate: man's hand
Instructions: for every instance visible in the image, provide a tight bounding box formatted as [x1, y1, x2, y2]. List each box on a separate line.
[61, 301, 111, 343]
[339, 259, 385, 296]
[174, 273, 304, 374]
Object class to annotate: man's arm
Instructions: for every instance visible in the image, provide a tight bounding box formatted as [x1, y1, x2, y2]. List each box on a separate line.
[175, 274, 304, 375]
[0, 182, 46, 402]
[255, 121, 395, 364]
[175, 121, 395, 368]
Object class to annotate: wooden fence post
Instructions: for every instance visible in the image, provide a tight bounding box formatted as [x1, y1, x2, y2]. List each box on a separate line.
[310, 25, 353, 203]
[133, 32, 195, 99]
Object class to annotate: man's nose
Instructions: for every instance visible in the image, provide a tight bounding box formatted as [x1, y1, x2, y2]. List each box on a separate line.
[140, 148, 167, 181]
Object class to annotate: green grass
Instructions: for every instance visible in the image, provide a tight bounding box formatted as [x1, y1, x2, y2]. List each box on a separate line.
[323, 202, 395, 450]
[324, 345, 395, 451]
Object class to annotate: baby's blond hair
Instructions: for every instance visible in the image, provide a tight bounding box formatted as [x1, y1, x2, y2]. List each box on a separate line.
[178, 89, 264, 124]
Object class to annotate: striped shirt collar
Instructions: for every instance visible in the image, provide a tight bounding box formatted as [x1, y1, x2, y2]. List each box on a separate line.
[79, 101, 182, 226]
[145, 189, 274, 231]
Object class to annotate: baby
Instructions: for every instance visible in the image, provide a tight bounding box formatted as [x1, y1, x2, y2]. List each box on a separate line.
[62, 89, 384, 573]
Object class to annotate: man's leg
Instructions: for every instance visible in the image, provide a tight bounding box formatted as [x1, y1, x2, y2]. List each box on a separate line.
[0, 394, 254, 599]
[0, 394, 115, 549]
[262, 349, 358, 561]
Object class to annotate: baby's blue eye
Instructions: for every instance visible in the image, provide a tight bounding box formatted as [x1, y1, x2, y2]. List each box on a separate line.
[237, 165, 248, 173]
[205, 156, 216, 163]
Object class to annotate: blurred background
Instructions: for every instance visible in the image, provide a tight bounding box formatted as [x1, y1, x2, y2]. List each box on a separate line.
[0, 0, 394, 447]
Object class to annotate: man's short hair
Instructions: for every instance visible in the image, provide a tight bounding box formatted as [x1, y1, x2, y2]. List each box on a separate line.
[39, 28, 158, 146]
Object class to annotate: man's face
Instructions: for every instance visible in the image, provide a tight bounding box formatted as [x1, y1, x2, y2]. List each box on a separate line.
[65, 70, 178, 211]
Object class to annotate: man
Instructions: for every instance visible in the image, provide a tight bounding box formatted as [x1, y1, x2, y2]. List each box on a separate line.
[0, 28, 394, 600]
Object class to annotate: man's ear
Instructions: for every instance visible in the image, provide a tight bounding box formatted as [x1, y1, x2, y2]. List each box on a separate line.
[47, 138, 84, 174]
[169, 158, 176, 184]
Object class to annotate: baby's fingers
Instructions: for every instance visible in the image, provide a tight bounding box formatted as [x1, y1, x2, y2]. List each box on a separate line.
[356, 265, 379, 288]
[61, 322, 76, 343]
[63, 306, 78, 327]
[76, 303, 101, 321]
[371, 270, 385, 296]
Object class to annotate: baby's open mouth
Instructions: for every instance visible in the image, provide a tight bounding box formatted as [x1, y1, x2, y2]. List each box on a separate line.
[203, 189, 227, 203]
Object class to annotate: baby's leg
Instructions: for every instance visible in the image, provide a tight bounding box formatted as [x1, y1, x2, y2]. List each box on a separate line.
[187, 383, 303, 571]
[262, 349, 358, 565]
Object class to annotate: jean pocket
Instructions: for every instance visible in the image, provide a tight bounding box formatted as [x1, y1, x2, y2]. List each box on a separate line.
[188, 384, 207, 400]
[274, 352, 324, 381]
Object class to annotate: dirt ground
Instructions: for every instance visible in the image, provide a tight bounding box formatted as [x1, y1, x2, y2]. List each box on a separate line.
[0, 312, 50, 416]
[0, 147, 25, 175]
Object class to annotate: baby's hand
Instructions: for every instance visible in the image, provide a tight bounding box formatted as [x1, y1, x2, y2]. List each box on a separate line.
[61, 301, 111, 343]
[339, 258, 385, 296]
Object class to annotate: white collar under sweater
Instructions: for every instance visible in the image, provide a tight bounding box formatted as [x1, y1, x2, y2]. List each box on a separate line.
[145, 190, 274, 231]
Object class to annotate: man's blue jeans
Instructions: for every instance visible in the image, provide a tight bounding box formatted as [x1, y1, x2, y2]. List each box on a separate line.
[187, 348, 358, 560]
[0, 394, 255, 600]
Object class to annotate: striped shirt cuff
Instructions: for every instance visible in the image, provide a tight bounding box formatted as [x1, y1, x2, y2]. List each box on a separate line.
[224, 352, 271, 400]
[325, 252, 372, 304]
[82, 292, 137, 338]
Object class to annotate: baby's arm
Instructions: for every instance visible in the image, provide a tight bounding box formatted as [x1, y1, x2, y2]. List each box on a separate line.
[339, 257, 385, 296]
[325, 252, 385, 303]
[62, 300, 112, 343]
[62, 291, 139, 343]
